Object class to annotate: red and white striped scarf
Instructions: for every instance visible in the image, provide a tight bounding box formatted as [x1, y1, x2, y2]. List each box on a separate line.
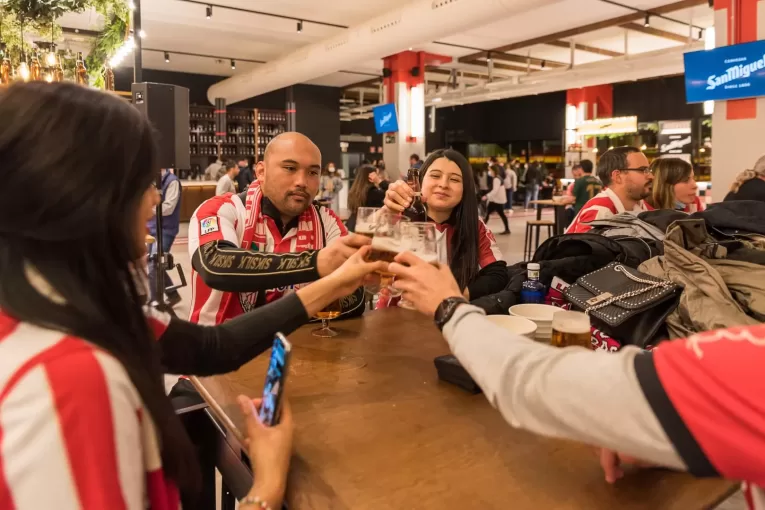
[239, 182, 325, 307]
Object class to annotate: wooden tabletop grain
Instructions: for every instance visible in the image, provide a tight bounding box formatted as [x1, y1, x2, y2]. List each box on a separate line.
[195, 308, 735, 510]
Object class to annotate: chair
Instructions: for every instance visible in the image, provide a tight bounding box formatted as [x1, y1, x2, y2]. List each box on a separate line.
[524, 219, 554, 261]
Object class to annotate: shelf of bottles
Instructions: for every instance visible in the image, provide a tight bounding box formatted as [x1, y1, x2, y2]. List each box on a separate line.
[254, 109, 288, 161]
[189, 106, 257, 161]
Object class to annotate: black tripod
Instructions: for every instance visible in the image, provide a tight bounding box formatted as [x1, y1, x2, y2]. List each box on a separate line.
[148, 170, 187, 317]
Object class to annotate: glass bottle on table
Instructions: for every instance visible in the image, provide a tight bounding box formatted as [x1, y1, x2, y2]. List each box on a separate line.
[403, 168, 427, 222]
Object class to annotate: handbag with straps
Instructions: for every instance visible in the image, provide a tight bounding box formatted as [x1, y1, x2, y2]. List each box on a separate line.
[564, 262, 683, 348]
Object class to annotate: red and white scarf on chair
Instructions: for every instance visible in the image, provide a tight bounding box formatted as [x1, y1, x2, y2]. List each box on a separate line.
[239, 181, 325, 309]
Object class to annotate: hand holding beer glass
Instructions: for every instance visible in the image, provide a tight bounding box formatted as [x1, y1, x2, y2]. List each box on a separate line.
[367, 212, 410, 297]
[398, 222, 441, 309]
[550, 311, 592, 349]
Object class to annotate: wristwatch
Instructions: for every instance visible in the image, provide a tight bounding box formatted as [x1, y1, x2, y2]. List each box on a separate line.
[434, 296, 469, 331]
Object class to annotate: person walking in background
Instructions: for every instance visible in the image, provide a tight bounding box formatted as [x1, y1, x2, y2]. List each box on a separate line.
[483, 164, 511, 235]
[503, 162, 518, 214]
[235, 157, 254, 193]
[215, 159, 239, 196]
[345, 164, 389, 231]
[725, 155, 765, 203]
[320, 162, 343, 212]
[644, 157, 704, 213]
[148, 167, 183, 307]
[204, 157, 225, 181]
[523, 159, 542, 210]
[410, 153, 422, 169]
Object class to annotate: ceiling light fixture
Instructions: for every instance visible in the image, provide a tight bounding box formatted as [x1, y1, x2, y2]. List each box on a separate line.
[644, 14, 650, 27]
[297, 20, 303, 33]
[164, 51, 170, 63]
[230, 59, 236, 69]
[486, 51, 492, 64]
[206, 5, 213, 19]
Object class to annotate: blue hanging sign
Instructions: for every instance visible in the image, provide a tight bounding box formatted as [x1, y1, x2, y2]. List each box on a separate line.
[373, 103, 399, 134]
[684, 40, 765, 103]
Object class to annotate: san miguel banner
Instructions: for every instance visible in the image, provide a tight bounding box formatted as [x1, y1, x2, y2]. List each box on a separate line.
[658, 120, 693, 163]
[684, 40, 765, 103]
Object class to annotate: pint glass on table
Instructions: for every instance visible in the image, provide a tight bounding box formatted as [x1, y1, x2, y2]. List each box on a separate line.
[550, 311, 592, 349]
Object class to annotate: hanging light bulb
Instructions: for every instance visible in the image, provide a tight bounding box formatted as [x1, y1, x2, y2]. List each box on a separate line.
[164, 51, 170, 63]
[297, 20, 303, 33]
[644, 14, 650, 28]
[46, 48, 57, 66]
[230, 59, 236, 70]
[18, 61, 30, 81]
[206, 5, 213, 19]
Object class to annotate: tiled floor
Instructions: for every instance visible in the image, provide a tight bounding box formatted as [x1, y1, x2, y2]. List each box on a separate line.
[165, 206, 744, 510]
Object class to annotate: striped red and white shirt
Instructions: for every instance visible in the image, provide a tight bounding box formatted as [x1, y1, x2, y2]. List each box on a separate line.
[0, 308, 179, 510]
[188, 193, 346, 325]
[566, 188, 647, 234]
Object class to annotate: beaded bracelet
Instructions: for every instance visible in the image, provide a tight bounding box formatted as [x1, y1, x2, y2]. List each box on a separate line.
[239, 495, 272, 510]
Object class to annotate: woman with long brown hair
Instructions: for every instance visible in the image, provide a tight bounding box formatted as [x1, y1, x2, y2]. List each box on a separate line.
[345, 164, 388, 231]
[0, 82, 383, 509]
[644, 157, 705, 213]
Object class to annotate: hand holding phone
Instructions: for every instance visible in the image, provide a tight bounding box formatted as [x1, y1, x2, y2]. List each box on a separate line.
[259, 333, 292, 426]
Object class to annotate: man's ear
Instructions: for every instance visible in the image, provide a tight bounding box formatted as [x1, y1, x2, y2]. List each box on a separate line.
[255, 161, 266, 181]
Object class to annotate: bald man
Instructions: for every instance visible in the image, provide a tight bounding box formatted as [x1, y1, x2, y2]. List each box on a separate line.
[188, 132, 368, 325]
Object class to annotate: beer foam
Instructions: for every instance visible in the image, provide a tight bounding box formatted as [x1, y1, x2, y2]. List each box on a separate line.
[356, 222, 375, 234]
[553, 318, 590, 335]
[415, 252, 439, 264]
[371, 236, 406, 253]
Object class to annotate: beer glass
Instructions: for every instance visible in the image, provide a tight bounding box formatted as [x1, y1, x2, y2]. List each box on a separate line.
[355, 207, 381, 238]
[398, 222, 440, 310]
[312, 298, 343, 338]
[368, 212, 410, 297]
[550, 311, 592, 349]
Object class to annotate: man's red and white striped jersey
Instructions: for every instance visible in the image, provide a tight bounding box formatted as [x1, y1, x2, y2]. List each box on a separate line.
[566, 188, 646, 234]
[0, 309, 179, 510]
[188, 193, 346, 325]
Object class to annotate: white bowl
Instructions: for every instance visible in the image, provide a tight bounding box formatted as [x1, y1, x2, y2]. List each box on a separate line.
[509, 304, 562, 322]
[486, 315, 538, 339]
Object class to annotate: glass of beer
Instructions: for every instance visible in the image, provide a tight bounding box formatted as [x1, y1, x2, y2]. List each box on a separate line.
[398, 222, 440, 310]
[313, 298, 343, 337]
[355, 207, 381, 238]
[368, 212, 410, 297]
[550, 311, 592, 349]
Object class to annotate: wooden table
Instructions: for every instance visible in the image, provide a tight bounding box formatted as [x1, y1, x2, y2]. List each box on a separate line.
[194, 309, 735, 510]
[530, 198, 569, 236]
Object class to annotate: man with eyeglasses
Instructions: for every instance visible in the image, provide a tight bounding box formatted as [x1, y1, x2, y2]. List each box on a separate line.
[566, 146, 652, 234]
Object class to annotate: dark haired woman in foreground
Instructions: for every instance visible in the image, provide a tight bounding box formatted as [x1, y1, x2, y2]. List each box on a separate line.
[382, 149, 508, 302]
[0, 82, 383, 509]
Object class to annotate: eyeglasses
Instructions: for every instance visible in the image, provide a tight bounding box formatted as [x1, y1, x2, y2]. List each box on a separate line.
[620, 166, 652, 175]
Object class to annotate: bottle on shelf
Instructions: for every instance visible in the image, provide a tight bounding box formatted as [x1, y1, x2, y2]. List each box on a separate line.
[520, 263, 547, 304]
[30, 49, 42, 81]
[0, 52, 11, 86]
[75, 51, 87, 85]
[104, 64, 115, 91]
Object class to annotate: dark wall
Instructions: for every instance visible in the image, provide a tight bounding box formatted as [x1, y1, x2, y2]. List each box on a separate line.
[115, 69, 341, 163]
[427, 91, 567, 151]
[294, 84, 341, 167]
[613, 75, 703, 121]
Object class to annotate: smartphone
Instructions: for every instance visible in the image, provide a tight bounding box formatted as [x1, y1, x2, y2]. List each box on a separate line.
[258, 333, 292, 426]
